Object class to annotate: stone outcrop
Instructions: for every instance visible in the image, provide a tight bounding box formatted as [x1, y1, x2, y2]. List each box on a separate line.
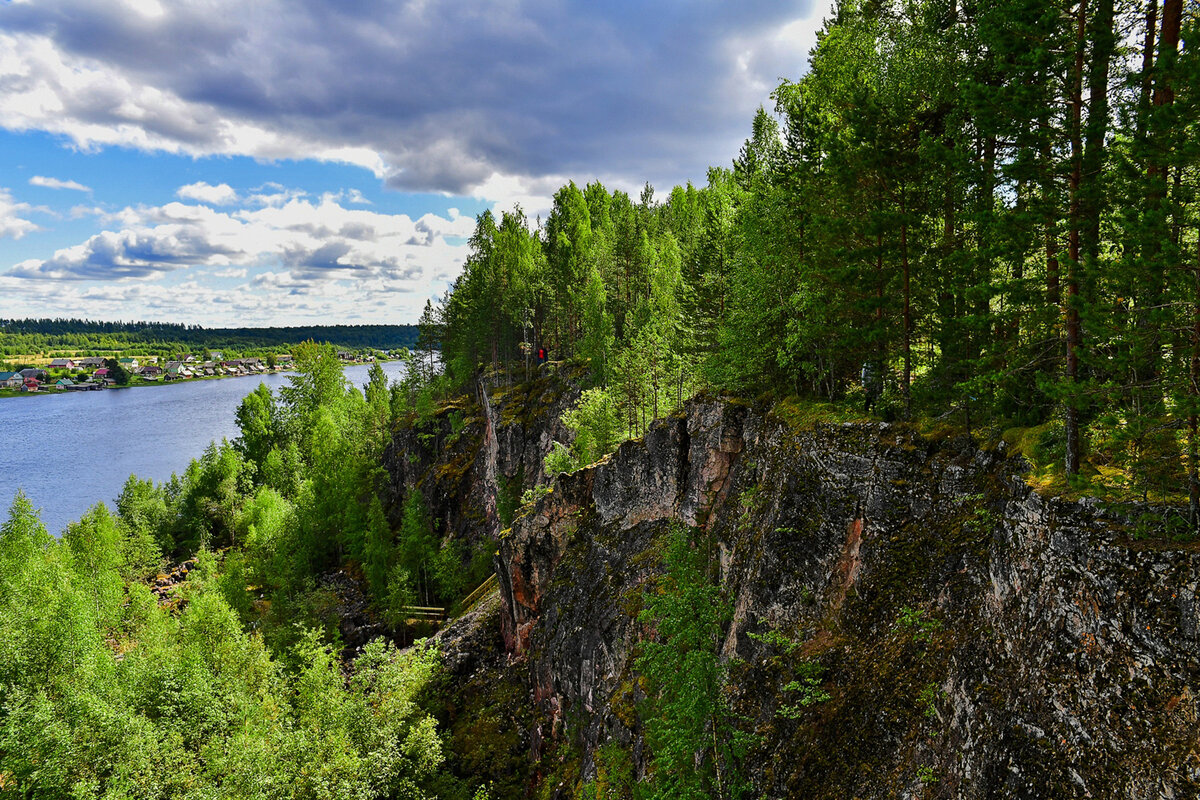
[381, 365, 584, 549]
[490, 398, 1200, 799]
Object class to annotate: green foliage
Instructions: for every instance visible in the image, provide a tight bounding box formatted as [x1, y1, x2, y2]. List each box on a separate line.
[279, 341, 348, 431]
[519, 484, 553, 512]
[102, 357, 130, 385]
[777, 662, 831, 718]
[3, 2, 1195, 792]
[235, 382, 281, 476]
[382, 564, 417, 627]
[578, 740, 635, 800]
[749, 627, 831, 719]
[747, 628, 799, 654]
[918, 682, 944, 721]
[364, 494, 393, 596]
[433, 539, 468, 602]
[0, 319, 418, 359]
[397, 490, 437, 606]
[543, 383, 631, 478]
[543, 441, 576, 477]
[0, 496, 450, 799]
[636, 524, 745, 800]
[116, 475, 173, 556]
[736, 484, 763, 530]
[497, 474, 522, 529]
[562, 387, 621, 467]
[174, 441, 252, 553]
[897, 606, 943, 645]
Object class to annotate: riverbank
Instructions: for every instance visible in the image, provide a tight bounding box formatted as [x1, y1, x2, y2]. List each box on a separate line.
[0, 360, 410, 534]
[0, 359, 392, 399]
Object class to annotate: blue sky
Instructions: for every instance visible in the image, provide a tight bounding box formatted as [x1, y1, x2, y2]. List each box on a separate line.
[0, 0, 821, 326]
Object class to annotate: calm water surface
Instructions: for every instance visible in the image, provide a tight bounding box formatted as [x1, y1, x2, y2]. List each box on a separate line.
[0, 362, 408, 533]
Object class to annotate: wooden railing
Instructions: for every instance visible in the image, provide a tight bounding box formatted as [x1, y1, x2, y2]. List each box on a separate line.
[400, 606, 446, 621]
[457, 572, 499, 617]
[395, 572, 499, 624]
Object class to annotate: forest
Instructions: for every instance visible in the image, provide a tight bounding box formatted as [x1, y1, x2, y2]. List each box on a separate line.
[0, 0, 1196, 796]
[436, 0, 1199, 511]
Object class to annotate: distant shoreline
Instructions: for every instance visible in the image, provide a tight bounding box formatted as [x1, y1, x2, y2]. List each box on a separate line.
[0, 359, 394, 400]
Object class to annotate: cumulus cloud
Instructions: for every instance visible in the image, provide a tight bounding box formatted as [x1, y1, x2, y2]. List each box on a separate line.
[245, 183, 307, 208]
[0, 1, 818, 197]
[2, 192, 474, 320]
[30, 175, 92, 192]
[177, 181, 238, 205]
[0, 270, 349, 326]
[0, 188, 38, 239]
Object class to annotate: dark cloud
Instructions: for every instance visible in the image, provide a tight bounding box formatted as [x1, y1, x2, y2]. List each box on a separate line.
[9, 227, 240, 280]
[337, 221, 375, 240]
[0, 0, 817, 194]
[281, 240, 359, 275]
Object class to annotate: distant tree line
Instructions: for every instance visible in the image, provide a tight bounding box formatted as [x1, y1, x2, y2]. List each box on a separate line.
[0, 319, 420, 356]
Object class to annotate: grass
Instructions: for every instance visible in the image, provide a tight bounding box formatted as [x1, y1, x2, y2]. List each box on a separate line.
[770, 396, 874, 429]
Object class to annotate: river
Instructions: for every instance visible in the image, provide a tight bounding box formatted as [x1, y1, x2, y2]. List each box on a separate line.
[0, 361, 409, 534]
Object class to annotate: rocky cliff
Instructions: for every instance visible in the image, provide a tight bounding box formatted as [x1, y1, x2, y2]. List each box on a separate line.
[382, 367, 584, 551]
[491, 398, 1200, 799]
[383, 376, 1200, 798]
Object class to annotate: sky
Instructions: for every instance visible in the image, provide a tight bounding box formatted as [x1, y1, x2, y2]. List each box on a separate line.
[0, 0, 823, 327]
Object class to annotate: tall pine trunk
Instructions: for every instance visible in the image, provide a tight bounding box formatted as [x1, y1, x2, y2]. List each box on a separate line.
[902, 193, 911, 418]
[1081, 0, 1114, 278]
[1190, 230, 1200, 528]
[1064, 0, 1089, 475]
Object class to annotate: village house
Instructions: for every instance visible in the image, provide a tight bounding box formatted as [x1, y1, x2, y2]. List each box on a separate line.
[0, 371, 23, 389]
[140, 365, 163, 378]
[19, 367, 48, 382]
[77, 357, 106, 369]
[48, 358, 76, 369]
[22, 377, 39, 392]
[118, 357, 139, 370]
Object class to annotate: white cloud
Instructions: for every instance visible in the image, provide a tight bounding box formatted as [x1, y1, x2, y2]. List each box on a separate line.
[318, 189, 372, 207]
[245, 183, 307, 208]
[471, 171, 569, 220]
[176, 181, 238, 205]
[69, 204, 105, 219]
[0, 188, 38, 239]
[2, 193, 475, 322]
[29, 175, 92, 192]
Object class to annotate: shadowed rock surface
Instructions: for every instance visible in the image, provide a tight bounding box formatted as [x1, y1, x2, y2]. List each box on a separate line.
[390, 381, 1200, 798]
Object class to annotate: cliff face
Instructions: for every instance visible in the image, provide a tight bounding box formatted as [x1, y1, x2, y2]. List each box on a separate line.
[381, 368, 583, 549]
[494, 399, 1200, 799]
